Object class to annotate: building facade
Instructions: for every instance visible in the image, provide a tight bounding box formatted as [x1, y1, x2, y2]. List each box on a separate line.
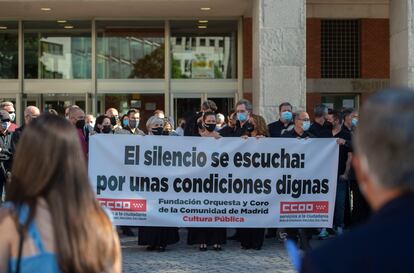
[0, 0, 412, 126]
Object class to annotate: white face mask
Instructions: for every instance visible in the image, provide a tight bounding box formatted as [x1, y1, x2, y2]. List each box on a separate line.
[8, 113, 15, 122]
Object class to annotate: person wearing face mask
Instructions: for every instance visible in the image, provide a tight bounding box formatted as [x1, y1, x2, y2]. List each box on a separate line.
[10, 106, 40, 158]
[301, 88, 414, 273]
[281, 110, 313, 138]
[341, 108, 371, 226]
[342, 108, 359, 133]
[184, 100, 217, 137]
[218, 110, 237, 137]
[281, 110, 314, 250]
[187, 112, 225, 251]
[105, 108, 121, 130]
[120, 114, 129, 129]
[233, 99, 255, 137]
[309, 104, 333, 138]
[238, 114, 268, 250]
[0, 110, 13, 200]
[93, 115, 113, 134]
[163, 118, 179, 136]
[68, 106, 88, 159]
[175, 118, 186, 136]
[136, 116, 180, 252]
[0, 102, 18, 133]
[326, 109, 352, 237]
[114, 109, 145, 136]
[268, 102, 294, 138]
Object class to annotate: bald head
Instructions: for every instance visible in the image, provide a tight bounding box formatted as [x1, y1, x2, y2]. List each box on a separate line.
[105, 108, 119, 118]
[24, 106, 40, 125]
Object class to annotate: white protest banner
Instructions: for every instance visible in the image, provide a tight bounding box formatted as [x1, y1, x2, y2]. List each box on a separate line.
[88, 135, 339, 228]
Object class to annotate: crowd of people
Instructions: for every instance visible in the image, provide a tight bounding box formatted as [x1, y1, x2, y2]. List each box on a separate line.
[0, 86, 412, 273]
[0, 98, 371, 254]
[0, 96, 371, 272]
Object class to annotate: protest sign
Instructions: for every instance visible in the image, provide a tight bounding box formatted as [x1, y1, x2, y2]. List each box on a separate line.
[89, 135, 338, 228]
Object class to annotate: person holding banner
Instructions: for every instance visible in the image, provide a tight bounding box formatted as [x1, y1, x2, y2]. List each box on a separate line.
[282, 110, 314, 250]
[238, 114, 268, 250]
[268, 102, 294, 138]
[187, 111, 226, 251]
[137, 116, 180, 252]
[301, 88, 414, 273]
[0, 114, 121, 273]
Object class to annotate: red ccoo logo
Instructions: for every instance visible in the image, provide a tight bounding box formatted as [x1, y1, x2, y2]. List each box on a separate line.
[98, 198, 147, 212]
[280, 201, 328, 214]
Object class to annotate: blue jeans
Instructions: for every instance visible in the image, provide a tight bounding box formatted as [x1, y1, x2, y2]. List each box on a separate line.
[334, 177, 348, 228]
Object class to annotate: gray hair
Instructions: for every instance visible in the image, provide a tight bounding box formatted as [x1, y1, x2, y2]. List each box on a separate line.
[235, 99, 253, 112]
[146, 116, 164, 130]
[355, 88, 414, 191]
[314, 104, 328, 118]
[293, 110, 307, 121]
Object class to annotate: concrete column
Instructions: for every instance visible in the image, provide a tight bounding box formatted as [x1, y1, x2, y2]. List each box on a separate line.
[252, 0, 306, 123]
[390, 0, 414, 88]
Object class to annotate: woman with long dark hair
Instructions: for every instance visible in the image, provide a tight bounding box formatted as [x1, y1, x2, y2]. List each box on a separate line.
[0, 114, 121, 273]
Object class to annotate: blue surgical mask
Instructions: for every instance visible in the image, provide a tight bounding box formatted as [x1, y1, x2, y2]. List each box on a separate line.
[281, 111, 293, 122]
[302, 121, 311, 131]
[352, 118, 358, 127]
[1, 122, 8, 130]
[122, 119, 129, 127]
[237, 112, 248, 122]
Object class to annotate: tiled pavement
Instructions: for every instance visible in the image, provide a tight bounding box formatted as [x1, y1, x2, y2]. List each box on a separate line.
[121, 228, 296, 273]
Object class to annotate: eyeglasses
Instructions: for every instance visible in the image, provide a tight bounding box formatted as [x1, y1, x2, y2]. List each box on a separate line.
[298, 118, 310, 122]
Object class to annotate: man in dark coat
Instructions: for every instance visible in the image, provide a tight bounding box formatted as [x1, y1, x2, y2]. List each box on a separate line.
[268, 102, 294, 137]
[301, 88, 414, 273]
[0, 110, 14, 200]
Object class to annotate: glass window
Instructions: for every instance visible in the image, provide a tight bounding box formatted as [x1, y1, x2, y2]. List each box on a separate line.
[171, 20, 237, 79]
[0, 21, 18, 79]
[24, 21, 91, 79]
[102, 93, 165, 133]
[321, 94, 359, 110]
[96, 21, 164, 79]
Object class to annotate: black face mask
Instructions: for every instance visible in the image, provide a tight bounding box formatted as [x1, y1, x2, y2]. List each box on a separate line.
[324, 121, 333, 131]
[110, 116, 117, 126]
[76, 119, 85, 129]
[162, 130, 170, 136]
[205, 123, 216, 132]
[151, 127, 163, 135]
[102, 125, 112, 134]
[180, 123, 185, 129]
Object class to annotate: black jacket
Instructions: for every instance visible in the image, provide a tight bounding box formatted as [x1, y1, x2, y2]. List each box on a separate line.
[301, 193, 414, 273]
[268, 120, 293, 137]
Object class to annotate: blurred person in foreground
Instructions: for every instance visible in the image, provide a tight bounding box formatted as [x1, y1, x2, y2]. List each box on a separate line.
[0, 114, 121, 273]
[301, 88, 414, 273]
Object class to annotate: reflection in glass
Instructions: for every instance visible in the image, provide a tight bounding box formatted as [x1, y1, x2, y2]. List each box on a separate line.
[0, 22, 18, 79]
[171, 20, 237, 79]
[96, 21, 165, 79]
[24, 21, 91, 79]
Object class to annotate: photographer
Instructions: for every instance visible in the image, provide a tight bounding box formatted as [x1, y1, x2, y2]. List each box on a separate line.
[0, 110, 13, 201]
